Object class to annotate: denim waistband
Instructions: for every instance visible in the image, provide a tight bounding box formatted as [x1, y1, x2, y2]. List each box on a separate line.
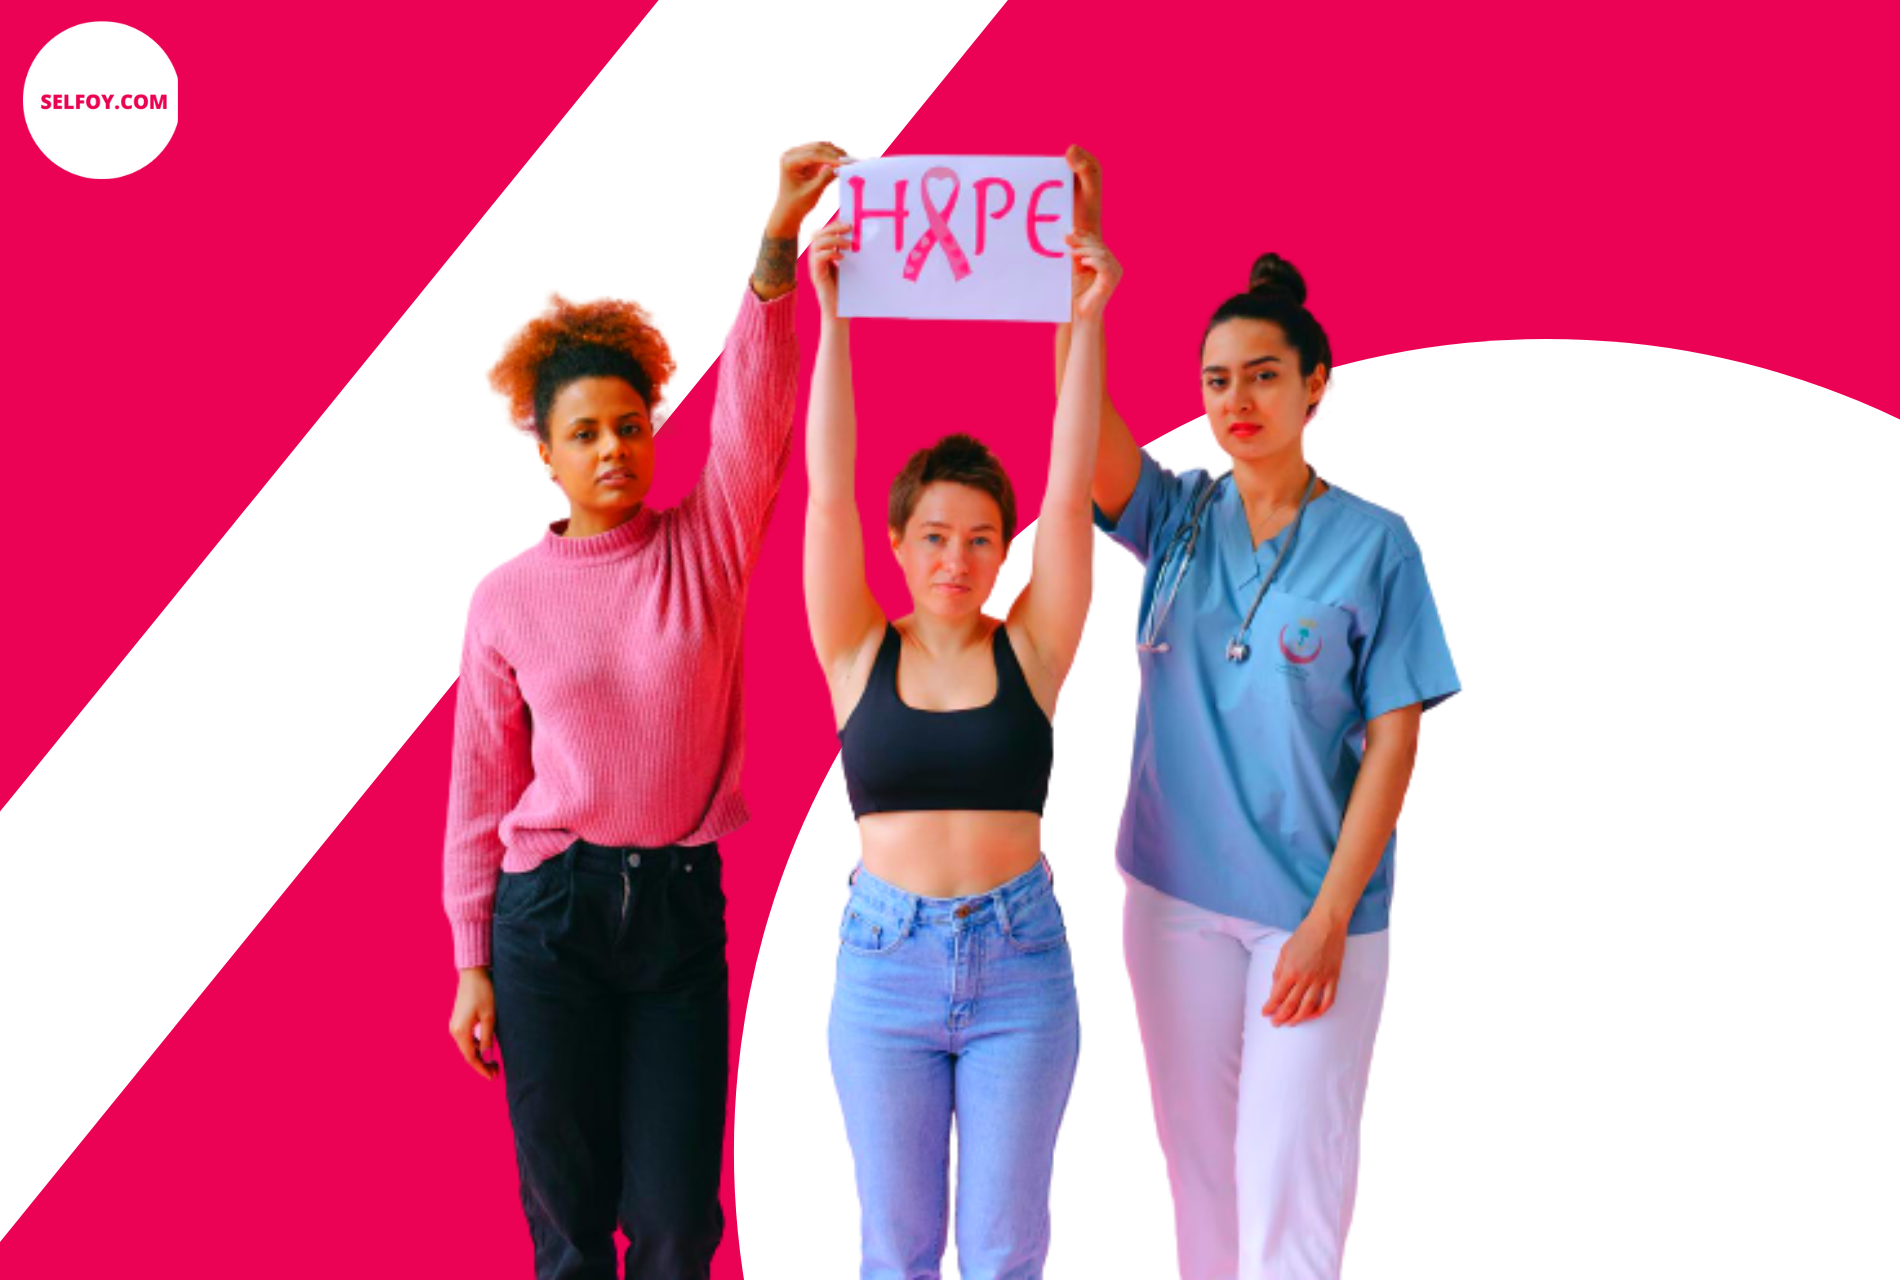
[847, 858, 1053, 929]
[562, 838, 718, 876]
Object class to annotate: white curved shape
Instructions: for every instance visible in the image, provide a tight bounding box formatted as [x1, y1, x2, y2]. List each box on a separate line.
[738, 340, 1900, 1276]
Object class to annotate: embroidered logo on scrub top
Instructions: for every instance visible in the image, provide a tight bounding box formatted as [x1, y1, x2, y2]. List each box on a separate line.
[1277, 620, 1323, 665]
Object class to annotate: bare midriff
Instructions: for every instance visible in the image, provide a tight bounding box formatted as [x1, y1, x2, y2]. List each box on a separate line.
[858, 810, 1043, 899]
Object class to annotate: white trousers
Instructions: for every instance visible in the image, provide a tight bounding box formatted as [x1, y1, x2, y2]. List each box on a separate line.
[1123, 873, 1390, 1280]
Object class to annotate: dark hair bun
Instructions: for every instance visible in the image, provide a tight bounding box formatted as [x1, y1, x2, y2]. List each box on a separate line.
[1247, 253, 1308, 307]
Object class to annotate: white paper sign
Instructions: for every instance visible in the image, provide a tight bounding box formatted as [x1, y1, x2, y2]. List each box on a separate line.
[836, 155, 1073, 323]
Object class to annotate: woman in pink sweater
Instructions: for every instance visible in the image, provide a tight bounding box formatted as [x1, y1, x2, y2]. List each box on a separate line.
[442, 143, 841, 1280]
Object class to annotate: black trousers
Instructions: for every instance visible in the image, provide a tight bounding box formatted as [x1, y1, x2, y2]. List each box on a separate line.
[491, 840, 729, 1279]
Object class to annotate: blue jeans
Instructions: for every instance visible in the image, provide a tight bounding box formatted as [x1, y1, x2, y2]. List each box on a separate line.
[828, 861, 1081, 1280]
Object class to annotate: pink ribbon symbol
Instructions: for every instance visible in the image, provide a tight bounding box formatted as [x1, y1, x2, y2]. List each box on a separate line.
[902, 167, 974, 283]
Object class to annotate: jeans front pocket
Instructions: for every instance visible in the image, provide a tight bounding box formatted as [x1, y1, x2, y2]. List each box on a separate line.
[674, 852, 729, 945]
[838, 895, 907, 957]
[1001, 888, 1068, 955]
[494, 854, 567, 924]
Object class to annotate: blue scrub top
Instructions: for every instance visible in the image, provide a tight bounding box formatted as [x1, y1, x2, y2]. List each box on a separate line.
[1095, 451, 1461, 934]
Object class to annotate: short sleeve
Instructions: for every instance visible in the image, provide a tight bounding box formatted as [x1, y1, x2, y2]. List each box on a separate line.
[1357, 548, 1460, 722]
[1093, 449, 1192, 564]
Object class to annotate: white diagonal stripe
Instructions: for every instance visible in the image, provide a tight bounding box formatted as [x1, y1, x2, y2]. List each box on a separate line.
[0, 0, 1004, 1235]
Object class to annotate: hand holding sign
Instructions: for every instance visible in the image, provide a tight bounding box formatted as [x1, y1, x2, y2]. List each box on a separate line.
[770, 142, 849, 239]
[1065, 145, 1107, 315]
[1066, 144, 1102, 236]
[810, 220, 851, 321]
[1067, 231, 1121, 322]
[755, 142, 848, 301]
[837, 155, 1074, 322]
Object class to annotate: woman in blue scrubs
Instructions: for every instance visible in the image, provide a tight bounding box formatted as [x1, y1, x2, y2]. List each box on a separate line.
[1057, 148, 1459, 1280]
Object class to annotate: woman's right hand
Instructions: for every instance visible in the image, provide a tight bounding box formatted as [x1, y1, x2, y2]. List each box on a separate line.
[449, 966, 499, 1081]
[810, 219, 853, 322]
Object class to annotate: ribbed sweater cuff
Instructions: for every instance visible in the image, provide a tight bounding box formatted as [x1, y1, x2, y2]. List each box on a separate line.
[452, 918, 492, 970]
[746, 281, 796, 335]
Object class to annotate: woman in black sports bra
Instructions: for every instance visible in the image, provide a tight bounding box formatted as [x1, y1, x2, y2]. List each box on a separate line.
[802, 217, 1120, 1279]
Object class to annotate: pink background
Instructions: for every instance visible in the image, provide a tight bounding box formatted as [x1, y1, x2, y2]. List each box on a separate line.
[5, 2, 1896, 1274]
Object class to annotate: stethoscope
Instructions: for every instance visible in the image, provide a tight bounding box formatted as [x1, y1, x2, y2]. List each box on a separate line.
[1138, 466, 1320, 663]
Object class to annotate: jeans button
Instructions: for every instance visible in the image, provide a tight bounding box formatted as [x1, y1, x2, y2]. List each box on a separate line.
[628, 852, 641, 869]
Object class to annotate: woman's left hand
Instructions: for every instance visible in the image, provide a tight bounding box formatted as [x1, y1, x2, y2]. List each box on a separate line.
[1067, 230, 1120, 322]
[1262, 912, 1347, 1027]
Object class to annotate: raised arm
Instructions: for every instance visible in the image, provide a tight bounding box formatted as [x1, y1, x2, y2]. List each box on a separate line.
[751, 142, 846, 302]
[803, 220, 885, 694]
[1055, 145, 1141, 521]
[684, 142, 845, 594]
[1012, 231, 1121, 685]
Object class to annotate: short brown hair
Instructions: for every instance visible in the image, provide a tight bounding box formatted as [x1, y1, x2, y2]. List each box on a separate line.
[887, 434, 1018, 545]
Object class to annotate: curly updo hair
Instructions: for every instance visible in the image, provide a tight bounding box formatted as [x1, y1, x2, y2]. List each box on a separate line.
[888, 434, 1018, 546]
[1203, 254, 1333, 415]
[490, 296, 677, 442]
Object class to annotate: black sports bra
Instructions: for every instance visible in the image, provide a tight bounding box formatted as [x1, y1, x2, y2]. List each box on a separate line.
[838, 623, 1054, 818]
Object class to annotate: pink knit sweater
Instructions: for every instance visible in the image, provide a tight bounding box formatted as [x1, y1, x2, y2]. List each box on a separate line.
[444, 288, 795, 968]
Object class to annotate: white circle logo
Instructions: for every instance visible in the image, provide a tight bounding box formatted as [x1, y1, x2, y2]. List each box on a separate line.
[22, 22, 178, 179]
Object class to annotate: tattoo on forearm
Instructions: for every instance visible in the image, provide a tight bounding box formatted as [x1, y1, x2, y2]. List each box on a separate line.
[752, 234, 798, 294]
